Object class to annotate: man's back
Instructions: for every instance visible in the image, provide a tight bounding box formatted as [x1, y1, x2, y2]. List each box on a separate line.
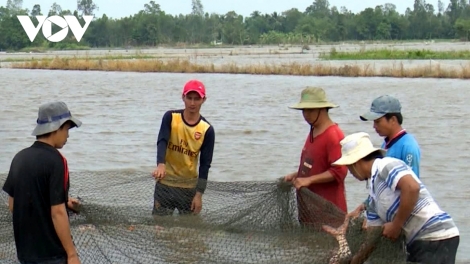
[368, 157, 458, 245]
[2, 141, 69, 262]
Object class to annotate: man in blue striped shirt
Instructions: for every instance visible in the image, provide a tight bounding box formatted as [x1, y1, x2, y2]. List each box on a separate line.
[332, 132, 459, 263]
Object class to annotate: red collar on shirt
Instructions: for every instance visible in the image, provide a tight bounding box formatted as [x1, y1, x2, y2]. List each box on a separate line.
[384, 129, 407, 150]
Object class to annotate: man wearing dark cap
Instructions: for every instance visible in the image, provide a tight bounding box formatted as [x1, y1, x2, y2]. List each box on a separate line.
[2, 101, 82, 264]
[359, 95, 421, 177]
[152, 79, 215, 216]
[350, 95, 422, 230]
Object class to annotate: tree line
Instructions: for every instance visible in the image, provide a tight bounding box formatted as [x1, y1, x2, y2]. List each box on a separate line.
[1, 0, 470, 51]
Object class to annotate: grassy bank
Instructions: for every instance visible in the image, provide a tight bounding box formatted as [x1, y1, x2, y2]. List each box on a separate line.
[10, 57, 470, 79]
[321, 48, 470, 60]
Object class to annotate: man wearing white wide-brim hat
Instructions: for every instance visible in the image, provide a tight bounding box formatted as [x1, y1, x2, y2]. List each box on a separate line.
[332, 132, 459, 263]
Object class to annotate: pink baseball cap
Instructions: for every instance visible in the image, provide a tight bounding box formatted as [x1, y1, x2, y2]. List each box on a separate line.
[183, 80, 206, 98]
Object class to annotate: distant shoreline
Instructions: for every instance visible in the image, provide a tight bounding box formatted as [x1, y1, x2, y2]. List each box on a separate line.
[2, 41, 470, 79]
[8, 57, 470, 80]
[0, 39, 470, 57]
[1, 40, 469, 62]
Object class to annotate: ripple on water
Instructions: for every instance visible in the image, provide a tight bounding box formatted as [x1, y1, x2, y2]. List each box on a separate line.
[0, 70, 469, 260]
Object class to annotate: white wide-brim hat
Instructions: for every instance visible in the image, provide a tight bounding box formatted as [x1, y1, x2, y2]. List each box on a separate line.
[332, 132, 386, 166]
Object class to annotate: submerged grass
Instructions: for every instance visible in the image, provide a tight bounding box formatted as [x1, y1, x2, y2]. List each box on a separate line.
[321, 48, 470, 60]
[10, 57, 470, 79]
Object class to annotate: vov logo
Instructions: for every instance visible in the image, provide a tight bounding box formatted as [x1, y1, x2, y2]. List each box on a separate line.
[17, 15, 93, 42]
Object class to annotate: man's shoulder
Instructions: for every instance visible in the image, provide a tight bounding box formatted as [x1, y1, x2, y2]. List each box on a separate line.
[200, 115, 213, 128]
[13, 143, 52, 160]
[324, 124, 345, 142]
[163, 109, 183, 117]
[21, 143, 63, 164]
[401, 133, 420, 148]
[374, 157, 408, 176]
[12, 147, 30, 159]
[6, 144, 64, 188]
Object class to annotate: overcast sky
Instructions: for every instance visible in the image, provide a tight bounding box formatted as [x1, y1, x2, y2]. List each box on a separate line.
[16, 0, 450, 19]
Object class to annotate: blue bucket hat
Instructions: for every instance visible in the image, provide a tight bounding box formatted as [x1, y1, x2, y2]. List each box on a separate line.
[32, 101, 82, 136]
[360, 95, 401, 121]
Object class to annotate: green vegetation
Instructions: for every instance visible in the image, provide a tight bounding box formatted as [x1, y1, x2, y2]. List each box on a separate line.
[321, 48, 470, 60]
[1, 0, 470, 51]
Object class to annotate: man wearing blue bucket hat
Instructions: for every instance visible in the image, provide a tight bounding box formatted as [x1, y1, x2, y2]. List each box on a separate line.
[2, 101, 82, 264]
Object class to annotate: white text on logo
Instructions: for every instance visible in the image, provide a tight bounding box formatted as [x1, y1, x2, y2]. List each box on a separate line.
[17, 15, 93, 42]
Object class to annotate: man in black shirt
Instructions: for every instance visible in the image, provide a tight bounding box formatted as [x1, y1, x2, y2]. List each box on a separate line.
[2, 101, 82, 264]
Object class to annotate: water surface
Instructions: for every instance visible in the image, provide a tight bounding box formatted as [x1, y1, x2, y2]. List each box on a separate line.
[0, 68, 469, 261]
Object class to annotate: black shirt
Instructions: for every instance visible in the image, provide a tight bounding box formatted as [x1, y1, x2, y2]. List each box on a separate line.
[2, 141, 69, 262]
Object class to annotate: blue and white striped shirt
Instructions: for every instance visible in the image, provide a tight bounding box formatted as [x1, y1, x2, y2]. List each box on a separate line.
[365, 157, 459, 245]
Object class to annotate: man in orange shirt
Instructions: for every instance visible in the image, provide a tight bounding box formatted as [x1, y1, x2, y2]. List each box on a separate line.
[284, 87, 348, 228]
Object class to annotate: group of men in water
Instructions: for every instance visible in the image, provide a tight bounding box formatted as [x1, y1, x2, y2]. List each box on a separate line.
[283, 87, 459, 263]
[1, 79, 460, 264]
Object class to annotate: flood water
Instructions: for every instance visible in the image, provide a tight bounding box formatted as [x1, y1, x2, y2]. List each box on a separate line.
[3, 42, 470, 70]
[0, 68, 469, 261]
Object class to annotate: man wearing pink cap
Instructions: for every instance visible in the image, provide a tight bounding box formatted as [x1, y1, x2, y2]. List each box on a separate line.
[151, 80, 215, 216]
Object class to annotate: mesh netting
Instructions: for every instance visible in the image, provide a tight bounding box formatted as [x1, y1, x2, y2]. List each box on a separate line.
[0, 170, 407, 263]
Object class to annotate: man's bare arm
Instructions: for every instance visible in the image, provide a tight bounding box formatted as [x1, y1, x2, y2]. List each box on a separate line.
[393, 175, 420, 227]
[287, 171, 297, 178]
[308, 170, 336, 184]
[8, 196, 13, 212]
[349, 226, 382, 264]
[51, 204, 78, 258]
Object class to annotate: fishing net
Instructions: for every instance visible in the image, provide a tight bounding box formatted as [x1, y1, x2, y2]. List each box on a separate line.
[0, 170, 407, 263]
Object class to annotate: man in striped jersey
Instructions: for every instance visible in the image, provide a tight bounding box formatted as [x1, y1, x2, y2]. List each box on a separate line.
[332, 132, 459, 264]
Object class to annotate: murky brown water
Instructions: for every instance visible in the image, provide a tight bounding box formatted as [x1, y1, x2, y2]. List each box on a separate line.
[0, 68, 469, 261]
